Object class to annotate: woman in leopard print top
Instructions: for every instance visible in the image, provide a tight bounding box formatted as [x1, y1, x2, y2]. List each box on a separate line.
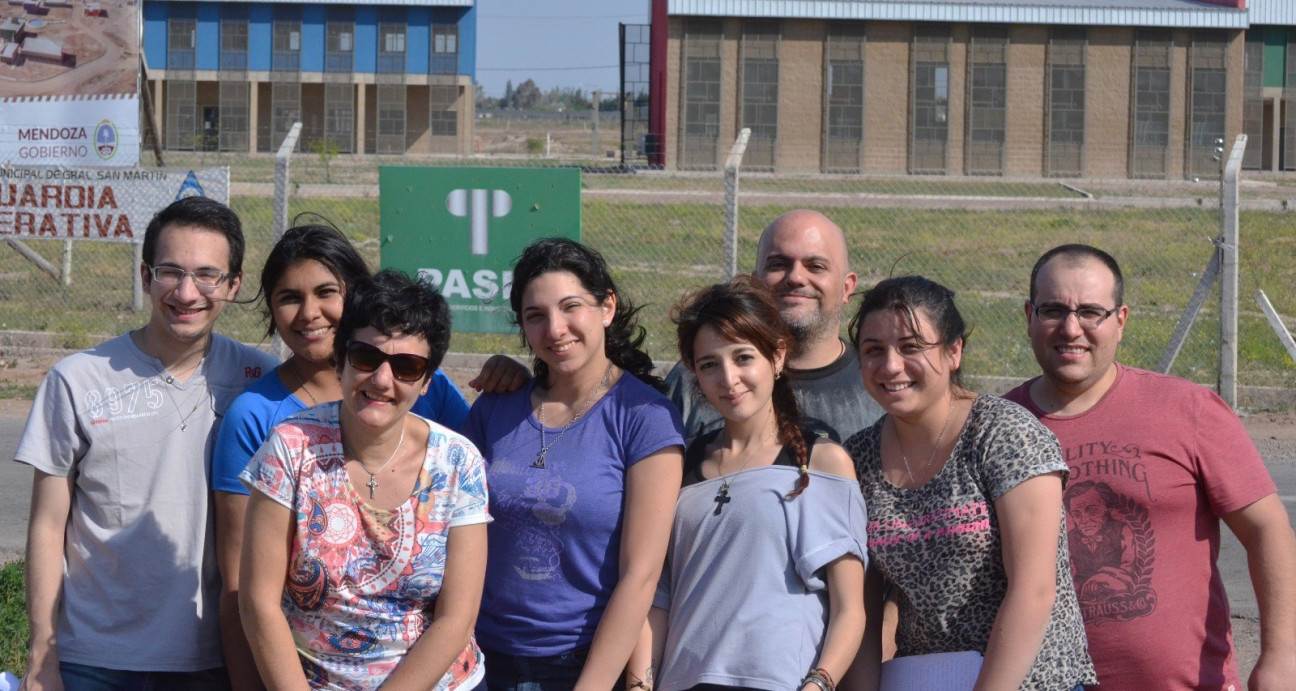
[841, 276, 1095, 690]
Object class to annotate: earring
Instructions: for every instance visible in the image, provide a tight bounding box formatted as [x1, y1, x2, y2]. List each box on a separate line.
[602, 319, 610, 326]
[775, 368, 782, 380]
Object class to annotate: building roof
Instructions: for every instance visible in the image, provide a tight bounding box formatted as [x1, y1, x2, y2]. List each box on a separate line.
[666, 0, 1249, 29]
[1248, 0, 1295, 25]
[0, 17, 23, 30]
[20, 35, 61, 57]
[0, 42, 15, 58]
[167, 0, 471, 4]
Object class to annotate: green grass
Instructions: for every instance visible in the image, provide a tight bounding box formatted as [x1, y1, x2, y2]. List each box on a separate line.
[0, 560, 27, 677]
[1, 184, 1292, 392]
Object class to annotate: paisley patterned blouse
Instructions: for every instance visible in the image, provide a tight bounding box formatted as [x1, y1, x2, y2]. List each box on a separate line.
[241, 403, 491, 690]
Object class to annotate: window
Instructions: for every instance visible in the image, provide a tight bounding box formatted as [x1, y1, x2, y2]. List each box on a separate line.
[327, 21, 354, 73]
[823, 24, 865, 172]
[167, 16, 195, 70]
[740, 21, 779, 170]
[966, 26, 1007, 175]
[432, 24, 458, 74]
[165, 80, 196, 149]
[1047, 27, 1086, 176]
[1130, 29, 1172, 178]
[378, 23, 405, 73]
[270, 79, 300, 148]
[679, 19, 722, 170]
[376, 84, 406, 153]
[273, 20, 301, 72]
[1186, 31, 1227, 179]
[219, 82, 249, 151]
[910, 24, 951, 174]
[324, 84, 354, 152]
[220, 19, 248, 71]
[430, 85, 458, 137]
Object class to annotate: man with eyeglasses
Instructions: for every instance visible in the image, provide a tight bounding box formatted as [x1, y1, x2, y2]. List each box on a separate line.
[1003, 243, 1296, 690]
[16, 196, 278, 690]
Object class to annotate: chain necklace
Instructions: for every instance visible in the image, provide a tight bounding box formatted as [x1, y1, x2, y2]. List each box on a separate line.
[712, 417, 777, 515]
[532, 363, 613, 469]
[136, 331, 209, 432]
[893, 397, 956, 487]
[288, 358, 320, 406]
[343, 424, 406, 499]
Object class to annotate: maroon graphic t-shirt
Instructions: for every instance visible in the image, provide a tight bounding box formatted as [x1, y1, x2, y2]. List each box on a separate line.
[1004, 364, 1275, 690]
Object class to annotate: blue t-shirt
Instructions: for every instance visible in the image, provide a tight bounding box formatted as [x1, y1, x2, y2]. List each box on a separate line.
[465, 373, 684, 656]
[212, 367, 469, 494]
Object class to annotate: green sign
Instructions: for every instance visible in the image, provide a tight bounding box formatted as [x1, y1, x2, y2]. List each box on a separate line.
[379, 167, 581, 333]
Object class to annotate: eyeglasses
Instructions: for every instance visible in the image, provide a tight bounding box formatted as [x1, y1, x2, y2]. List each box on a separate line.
[345, 341, 430, 383]
[148, 265, 231, 293]
[1030, 302, 1118, 329]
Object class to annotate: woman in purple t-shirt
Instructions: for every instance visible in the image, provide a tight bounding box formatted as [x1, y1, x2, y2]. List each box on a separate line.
[465, 238, 684, 690]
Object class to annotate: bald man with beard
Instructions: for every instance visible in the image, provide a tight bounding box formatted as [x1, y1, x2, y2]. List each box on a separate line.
[665, 209, 883, 443]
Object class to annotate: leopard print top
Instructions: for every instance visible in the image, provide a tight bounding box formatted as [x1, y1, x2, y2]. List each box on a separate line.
[845, 395, 1097, 690]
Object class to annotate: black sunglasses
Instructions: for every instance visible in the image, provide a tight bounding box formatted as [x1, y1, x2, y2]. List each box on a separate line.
[345, 341, 430, 383]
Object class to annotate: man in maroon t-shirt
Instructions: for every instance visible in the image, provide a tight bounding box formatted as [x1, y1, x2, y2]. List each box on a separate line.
[1003, 244, 1296, 690]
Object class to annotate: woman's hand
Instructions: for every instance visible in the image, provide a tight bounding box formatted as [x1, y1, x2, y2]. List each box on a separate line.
[573, 446, 683, 690]
[240, 491, 311, 691]
[973, 471, 1065, 691]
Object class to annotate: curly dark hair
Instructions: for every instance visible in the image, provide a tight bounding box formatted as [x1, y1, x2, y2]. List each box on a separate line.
[673, 275, 810, 498]
[259, 223, 371, 339]
[334, 269, 451, 378]
[508, 237, 662, 390]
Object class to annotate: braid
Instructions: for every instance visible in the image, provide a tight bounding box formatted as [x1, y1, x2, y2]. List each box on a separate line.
[772, 376, 810, 499]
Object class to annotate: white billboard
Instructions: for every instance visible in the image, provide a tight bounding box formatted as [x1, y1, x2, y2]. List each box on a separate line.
[0, 165, 229, 242]
[0, 0, 141, 166]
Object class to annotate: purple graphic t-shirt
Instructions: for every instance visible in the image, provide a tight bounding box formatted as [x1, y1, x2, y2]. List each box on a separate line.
[465, 373, 684, 656]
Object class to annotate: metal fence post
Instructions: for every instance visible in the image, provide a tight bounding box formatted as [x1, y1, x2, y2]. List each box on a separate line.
[1218, 134, 1246, 408]
[132, 241, 144, 311]
[722, 128, 752, 281]
[274, 122, 303, 242]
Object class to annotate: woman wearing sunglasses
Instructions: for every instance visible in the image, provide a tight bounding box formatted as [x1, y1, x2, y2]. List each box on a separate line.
[464, 238, 684, 690]
[212, 224, 469, 688]
[240, 269, 489, 690]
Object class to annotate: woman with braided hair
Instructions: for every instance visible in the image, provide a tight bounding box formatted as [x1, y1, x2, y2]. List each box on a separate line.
[631, 275, 868, 691]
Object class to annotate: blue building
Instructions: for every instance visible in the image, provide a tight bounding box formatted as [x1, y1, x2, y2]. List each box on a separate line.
[143, 0, 476, 154]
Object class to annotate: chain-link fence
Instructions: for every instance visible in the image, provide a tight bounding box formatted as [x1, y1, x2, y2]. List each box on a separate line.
[2, 126, 1294, 404]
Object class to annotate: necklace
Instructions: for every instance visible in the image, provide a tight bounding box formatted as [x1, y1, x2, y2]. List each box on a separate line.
[136, 332, 209, 432]
[893, 398, 956, 487]
[532, 363, 613, 469]
[712, 421, 776, 515]
[288, 359, 320, 406]
[343, 425, 406, 499]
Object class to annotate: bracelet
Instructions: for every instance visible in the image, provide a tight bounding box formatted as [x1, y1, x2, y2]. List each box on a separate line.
[626, 682, 651, 691]
[801, 676, 829, 691]
[801, 667, 837, 691]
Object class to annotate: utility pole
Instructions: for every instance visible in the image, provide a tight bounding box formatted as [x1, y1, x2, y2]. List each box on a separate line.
[591, 90, 601, 156]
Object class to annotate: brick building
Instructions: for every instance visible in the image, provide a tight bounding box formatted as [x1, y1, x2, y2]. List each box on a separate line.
[144, 0, 476, 155]
[646, 0, 1295, 178]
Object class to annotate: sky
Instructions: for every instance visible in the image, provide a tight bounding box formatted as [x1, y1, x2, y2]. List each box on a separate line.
[475, 0, 650, 98]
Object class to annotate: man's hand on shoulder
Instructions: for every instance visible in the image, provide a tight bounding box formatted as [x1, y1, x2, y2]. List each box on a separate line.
[468, 354, 531, 394]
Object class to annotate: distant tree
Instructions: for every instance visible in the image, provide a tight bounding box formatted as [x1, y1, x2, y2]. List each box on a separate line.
[514, 79, 542, 110]
[503, 80, 514, 108]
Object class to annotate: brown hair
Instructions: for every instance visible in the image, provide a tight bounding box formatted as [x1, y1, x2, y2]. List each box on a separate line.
[673, 275, 810, 498]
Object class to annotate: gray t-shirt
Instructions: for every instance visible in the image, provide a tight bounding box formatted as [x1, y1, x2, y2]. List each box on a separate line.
[15, 332, 278, 672]
[665, 338, 883, 443]
[845, 395, 1097, 691]
[654, 465, 868, 691]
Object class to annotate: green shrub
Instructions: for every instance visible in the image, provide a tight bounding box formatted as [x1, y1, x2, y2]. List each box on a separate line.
[0, 560, 27, 677]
